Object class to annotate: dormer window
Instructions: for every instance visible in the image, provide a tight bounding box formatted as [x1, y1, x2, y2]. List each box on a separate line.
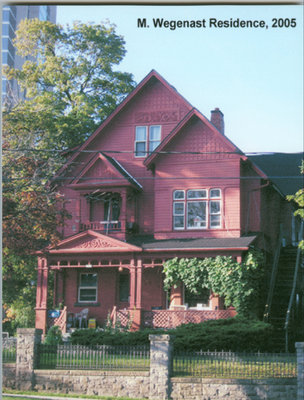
[135, 125, 161, 157]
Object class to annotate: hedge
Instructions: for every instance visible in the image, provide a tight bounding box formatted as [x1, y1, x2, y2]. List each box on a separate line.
[70, 317, 279, 352]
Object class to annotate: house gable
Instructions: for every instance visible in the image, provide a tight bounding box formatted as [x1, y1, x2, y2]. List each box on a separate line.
[46, 230, 142, 253]
[54, 70, 193, 181]
[145, 109, 242, 168]
[68, 153, 141, 190]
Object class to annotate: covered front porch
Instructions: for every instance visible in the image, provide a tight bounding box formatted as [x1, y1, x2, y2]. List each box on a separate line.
[36, 231, 255, 333]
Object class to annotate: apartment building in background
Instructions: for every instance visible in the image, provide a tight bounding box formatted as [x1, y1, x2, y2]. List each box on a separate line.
[2, 4, 57, 105]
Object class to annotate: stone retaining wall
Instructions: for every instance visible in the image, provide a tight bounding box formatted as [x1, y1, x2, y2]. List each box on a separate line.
[2, 363, 16, 389]
[34, 370, 150, 399]
[171, 377, 297, 400]
[2, 330, 303, 400]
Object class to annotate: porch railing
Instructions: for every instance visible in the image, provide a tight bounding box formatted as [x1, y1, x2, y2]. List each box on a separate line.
[80, 220, 122, 233]
[143, 309, 237, 329]
[48, 306, 67, 334]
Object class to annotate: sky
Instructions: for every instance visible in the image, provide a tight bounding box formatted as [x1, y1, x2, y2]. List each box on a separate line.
[57, 4, 303, 154]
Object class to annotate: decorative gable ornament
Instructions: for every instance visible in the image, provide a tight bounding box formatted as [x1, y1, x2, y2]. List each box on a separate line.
[43, 230, 142, 254]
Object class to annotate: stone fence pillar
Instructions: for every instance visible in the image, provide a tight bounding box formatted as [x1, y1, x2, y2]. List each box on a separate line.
[149, 334, 174, 400]
[16, 328, 43, 390]
[296, 342, 304, 400]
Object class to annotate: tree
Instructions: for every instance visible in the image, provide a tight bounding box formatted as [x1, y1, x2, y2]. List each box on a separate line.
[287, 161, 304, 249]
[2, 19, 136, 332]
[3, 19, 136, 149]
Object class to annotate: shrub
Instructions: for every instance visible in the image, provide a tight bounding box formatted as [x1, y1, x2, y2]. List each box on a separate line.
[44, 325, 63, 345]
[70, 317, 278, 352]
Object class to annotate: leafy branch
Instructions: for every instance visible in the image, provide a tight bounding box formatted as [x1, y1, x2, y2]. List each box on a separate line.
[163, 250, 264, 316]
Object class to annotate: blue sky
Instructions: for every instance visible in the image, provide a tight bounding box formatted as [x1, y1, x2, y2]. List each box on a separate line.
[57, 5, 303, 154]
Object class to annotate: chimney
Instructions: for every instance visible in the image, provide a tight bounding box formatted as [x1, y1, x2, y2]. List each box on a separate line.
[211, 108, 225, 135]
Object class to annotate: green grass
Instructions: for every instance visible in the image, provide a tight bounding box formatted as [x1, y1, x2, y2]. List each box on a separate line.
[38, 348, 149, 371]
[2, 389, 146, 400]
[173, 356, 297, 379]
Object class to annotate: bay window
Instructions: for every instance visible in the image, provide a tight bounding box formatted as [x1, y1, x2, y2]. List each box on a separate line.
[173, 189, 222, 230]
[135, 125, 161, 157]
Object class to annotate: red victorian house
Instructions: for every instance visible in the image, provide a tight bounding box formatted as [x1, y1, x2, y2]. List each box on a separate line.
[35, 70, 303, 334]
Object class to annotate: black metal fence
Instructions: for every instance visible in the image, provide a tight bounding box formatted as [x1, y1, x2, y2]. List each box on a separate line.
[37, 344, 150, 371]
[2, 339, 17, 363]
[173, 350, 297, 379]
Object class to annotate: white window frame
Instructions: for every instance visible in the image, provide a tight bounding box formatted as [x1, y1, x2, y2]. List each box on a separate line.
[78, 273, 98, 303]
[209, 188, 222, 229]
[135, 126, 147, 158]
[134, 125, 161, 157]
[173, 188, 222, 230]
[148, 125, 161, 153]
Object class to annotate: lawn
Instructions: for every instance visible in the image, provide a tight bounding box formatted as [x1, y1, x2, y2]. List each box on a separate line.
[2, 390, 146, 400]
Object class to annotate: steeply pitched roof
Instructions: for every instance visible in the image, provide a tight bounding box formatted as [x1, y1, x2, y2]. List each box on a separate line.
[55, 70, 193, 179]
[248, 152, 303, 196]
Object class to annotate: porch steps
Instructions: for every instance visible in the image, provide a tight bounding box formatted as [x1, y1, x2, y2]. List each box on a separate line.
[269, 247, 302, 351]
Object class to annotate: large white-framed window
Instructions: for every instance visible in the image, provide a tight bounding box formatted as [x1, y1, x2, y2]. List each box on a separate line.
[135, 125, 161, 157]
[184, 286, 211, 309]
[78, 273, 98, 303]
[173, 188, 222, 230]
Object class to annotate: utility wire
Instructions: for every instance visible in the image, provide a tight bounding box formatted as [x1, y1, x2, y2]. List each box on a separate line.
[2, 148, 303, 155]
[2, 176, 302, 182]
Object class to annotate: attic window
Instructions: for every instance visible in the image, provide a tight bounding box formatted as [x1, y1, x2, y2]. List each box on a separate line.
[135, 125, 161, 157]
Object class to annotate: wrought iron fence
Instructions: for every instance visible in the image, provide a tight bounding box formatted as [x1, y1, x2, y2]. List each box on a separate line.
[173, 350, 297, 379]
[37, 344, 150, 370]
[2, 339, 17, 363]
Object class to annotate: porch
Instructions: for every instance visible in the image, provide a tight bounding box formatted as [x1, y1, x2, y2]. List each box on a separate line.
[48, 306, 237, 333]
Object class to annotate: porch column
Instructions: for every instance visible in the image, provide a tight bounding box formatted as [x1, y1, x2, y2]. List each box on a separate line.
[57, 269, 65, 306]
[35, 257, 49, 334]
[129, 260, 136, 308]
[53, 270, 57, 308]
[136, 258, 143, 309]
[129, 258, 143, 330]
[121, 188, 127, 234]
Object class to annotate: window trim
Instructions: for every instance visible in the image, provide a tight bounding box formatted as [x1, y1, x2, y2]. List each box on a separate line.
[78, 272, 98, 303]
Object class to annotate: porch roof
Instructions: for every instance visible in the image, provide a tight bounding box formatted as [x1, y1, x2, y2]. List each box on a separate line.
[130, 235, 257, 252]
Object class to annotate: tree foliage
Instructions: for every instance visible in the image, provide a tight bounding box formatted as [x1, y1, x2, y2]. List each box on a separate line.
[163, 250, 264, 316]
[287, 160, 304, 249]
[3, 19, 136, 149]
[2, 19, 135, 332]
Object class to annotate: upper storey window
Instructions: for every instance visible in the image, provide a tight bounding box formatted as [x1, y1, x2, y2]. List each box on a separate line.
[135, 125, 161, 157]
[173, 189, 222, 230]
